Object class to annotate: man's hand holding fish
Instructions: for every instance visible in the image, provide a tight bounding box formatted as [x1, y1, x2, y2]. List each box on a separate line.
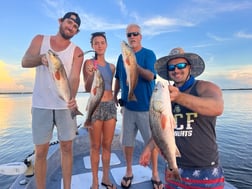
[41, 54, 48, 66]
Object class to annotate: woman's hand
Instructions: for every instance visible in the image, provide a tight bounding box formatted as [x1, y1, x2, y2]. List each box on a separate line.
[85, 61, 96, 75]
[139, 146, 152, 167]
[139, 139, 156, 166]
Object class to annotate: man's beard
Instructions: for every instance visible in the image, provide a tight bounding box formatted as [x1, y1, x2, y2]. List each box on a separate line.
[59, 27, 73, 40]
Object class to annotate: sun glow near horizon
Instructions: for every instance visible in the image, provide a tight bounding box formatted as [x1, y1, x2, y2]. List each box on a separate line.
[0, 60, 35, 93]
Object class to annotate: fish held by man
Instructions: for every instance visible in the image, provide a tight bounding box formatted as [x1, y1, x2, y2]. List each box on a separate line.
[149, 81, 181, 181]
[84, 69, 105, 128]
[46, 50, 83, 118]
[121, 40, 138, 101]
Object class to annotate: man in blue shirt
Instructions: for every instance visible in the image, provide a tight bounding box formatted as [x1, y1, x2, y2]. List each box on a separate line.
[114, 24, 163, 189]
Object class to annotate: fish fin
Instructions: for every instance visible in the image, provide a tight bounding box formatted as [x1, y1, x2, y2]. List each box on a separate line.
[175, 146, 181, 157]
[54, 71, 61, 80]
[161, 114, 167, 130]
[126, 57, 130, 65]
[92, 87, 97, 95]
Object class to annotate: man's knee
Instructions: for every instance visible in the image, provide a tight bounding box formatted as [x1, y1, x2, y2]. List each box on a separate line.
[60, 141, 73, 154]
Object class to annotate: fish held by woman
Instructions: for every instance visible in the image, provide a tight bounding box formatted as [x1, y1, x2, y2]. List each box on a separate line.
[84, 69, 105, 128]
[46, 50, 83, 118]
[149, 81, 181, 181]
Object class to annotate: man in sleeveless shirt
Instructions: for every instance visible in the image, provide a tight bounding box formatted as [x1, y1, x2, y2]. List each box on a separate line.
[21, 12, 83, 189]
[140, 48, 225, 189]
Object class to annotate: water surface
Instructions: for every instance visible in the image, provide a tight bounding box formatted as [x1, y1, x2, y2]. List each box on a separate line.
[0, 91, 251, 189]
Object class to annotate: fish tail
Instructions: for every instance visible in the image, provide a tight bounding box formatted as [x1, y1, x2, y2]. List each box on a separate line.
[128, 93, 137, 101]
[83, 120, 92, 128]
[173, 168, 182, 181]
[166, 167, 182, 181]
[71, 109, 83, 119]
[75, 109, 83, 116]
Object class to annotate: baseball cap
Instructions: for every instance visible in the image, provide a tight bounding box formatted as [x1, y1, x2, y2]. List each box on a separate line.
[62, 12, 81, 27]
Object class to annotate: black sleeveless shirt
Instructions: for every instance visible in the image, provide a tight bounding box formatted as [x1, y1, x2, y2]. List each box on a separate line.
[172, 80, 219, 168]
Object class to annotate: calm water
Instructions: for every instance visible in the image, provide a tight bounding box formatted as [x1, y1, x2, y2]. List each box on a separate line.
[0, 91, 251, 189]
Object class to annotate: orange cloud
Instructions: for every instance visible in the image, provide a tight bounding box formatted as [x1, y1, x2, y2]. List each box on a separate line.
[0, 60, 86, 93]
[0, 60, 35, 93]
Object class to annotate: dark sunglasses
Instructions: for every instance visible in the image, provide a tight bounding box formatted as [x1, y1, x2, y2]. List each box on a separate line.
[167, 62, 189, 71]
[127, 32, 140, 38]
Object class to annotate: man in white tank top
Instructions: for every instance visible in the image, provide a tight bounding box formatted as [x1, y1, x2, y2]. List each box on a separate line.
[21, 12, 84, 189]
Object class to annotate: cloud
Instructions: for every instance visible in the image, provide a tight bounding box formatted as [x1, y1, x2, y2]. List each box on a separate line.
[235, 31, 252, 39]
[187, 0, 252, 15]
[40, 0, 252, 32]
[79, 14, 125, 31]
[117, 0, 128, 16]
[41, 0, 126, 31]
[0, 60, 35, 93]
[39, 0, 252, 40]
[143, 16, 194, 27]
[207, 33, 230, 42]
[202, 65, 252, 89]
[192, 43, 215, 48]
[0, 60, 87, 93]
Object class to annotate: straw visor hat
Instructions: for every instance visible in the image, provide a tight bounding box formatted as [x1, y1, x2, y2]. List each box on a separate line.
[155, 47, 205, 80]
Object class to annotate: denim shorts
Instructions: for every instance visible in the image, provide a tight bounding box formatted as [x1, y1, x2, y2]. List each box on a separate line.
[31, 108, 77, 145]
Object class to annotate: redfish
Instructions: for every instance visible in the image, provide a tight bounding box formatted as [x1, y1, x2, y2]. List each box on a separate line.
[46, 50, 83, 118]
[149, 81, 181, 181]
[84, 69, 105, 128]
[121, 40, 138, 101]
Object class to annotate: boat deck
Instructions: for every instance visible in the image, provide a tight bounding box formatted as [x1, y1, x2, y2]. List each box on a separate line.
[10, 128, 236, 189]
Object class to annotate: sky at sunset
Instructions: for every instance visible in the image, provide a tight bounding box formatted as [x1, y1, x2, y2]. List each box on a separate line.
[1, 0, 252, 93]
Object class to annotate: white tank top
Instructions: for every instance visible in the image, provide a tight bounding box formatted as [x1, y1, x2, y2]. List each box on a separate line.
[32, 35, 76, 109]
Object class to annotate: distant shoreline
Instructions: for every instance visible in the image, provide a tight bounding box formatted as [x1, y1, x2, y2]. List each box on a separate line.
[221, 88, 252, 91]
[0, 88, 252, 95]
[0, 91, 89, 95]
